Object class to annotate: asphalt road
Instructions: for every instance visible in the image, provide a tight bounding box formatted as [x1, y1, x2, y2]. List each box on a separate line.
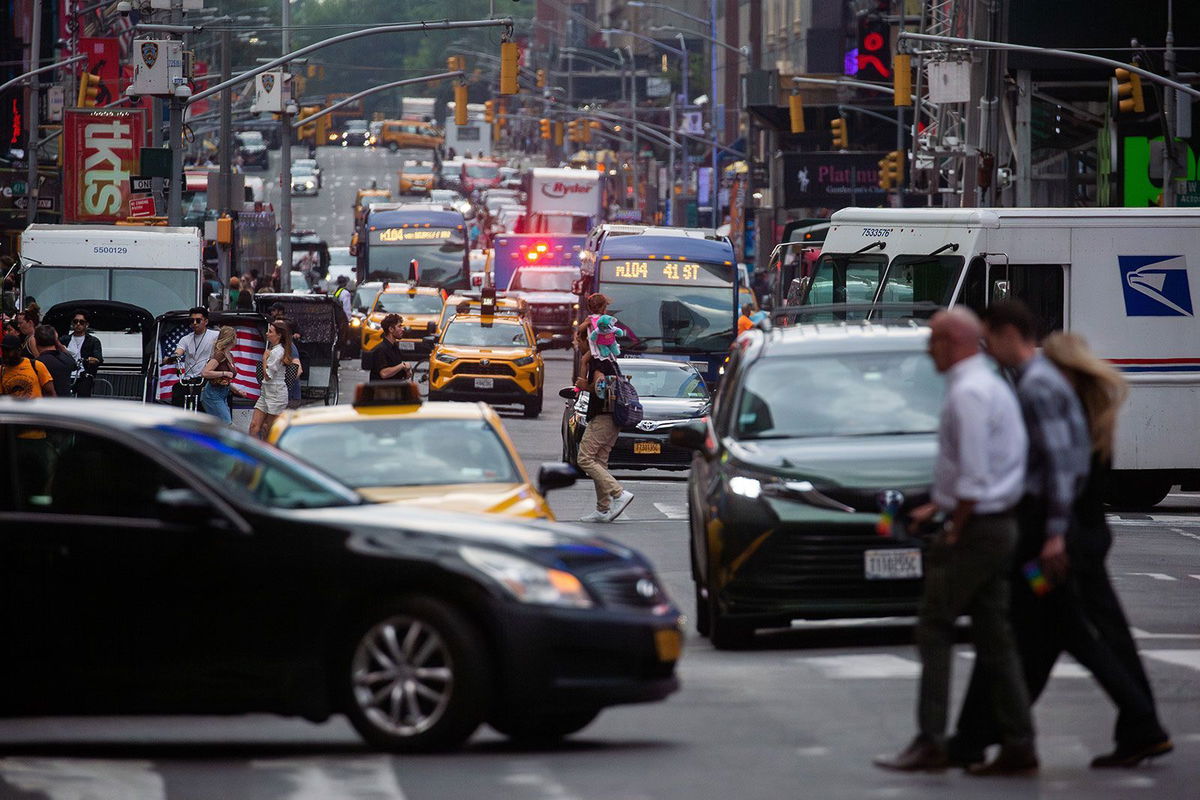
[1, 148, 1197, 798]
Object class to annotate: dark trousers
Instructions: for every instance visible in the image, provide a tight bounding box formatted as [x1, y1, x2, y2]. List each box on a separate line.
[953, 497, 1166, 750]
[916, 512, 1034, 747]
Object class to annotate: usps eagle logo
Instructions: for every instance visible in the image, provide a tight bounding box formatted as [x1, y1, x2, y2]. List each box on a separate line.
[261, 73, 275, 94]
[141, 42, 159, 69]
[1119, 255, 1194, 317]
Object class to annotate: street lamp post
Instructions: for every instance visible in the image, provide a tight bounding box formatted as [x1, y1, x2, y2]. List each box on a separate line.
[279, 0, 293, 291]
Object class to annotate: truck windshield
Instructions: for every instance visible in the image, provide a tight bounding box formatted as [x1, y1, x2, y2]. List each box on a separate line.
[876, 255, 965, 306]
[25, 267, 197, 317]
[805, 253, 888, 304]
[510, 268, 576, 292]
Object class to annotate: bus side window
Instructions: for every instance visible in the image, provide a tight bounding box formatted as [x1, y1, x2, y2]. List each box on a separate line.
[959, 257, 986, 315]
[990, 264, 1064, 341]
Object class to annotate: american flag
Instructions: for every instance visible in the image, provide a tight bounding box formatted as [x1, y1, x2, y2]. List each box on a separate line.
[157, 323, 266, 402]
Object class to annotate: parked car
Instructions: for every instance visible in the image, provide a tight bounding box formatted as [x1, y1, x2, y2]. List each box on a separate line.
[0, 400, 683, 750]
[291, 164, 320, 196]
[294, 157, 322, 188]
[235, 131, 269, 170]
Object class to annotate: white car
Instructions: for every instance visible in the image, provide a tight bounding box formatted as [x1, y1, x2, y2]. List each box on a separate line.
[291, 165, 319, 196]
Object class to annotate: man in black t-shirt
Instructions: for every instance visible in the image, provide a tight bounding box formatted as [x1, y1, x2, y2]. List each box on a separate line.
[34, 324, 77, 397]
[368, 314, 411, 382]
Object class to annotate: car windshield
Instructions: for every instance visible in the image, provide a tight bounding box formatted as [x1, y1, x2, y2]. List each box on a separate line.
[237, 132, 264, 146]
[604, 284, 736, 354]
[620, 363, 708, 398]
[734, 351, 944, 440]
[430, 190, 458, 203]
[295, 160, 318, 170]
[509, 268, 576, 292]
[329, 248, 354, 267]
[442, 320, 530, 347]
[346, 121, 368, 132]
[276, 418, 521, 489]
[293, 165, 315, 176]
[375, 292, 445, 314]
[466, 164, 499, 178]
[144, 425, 362, 509]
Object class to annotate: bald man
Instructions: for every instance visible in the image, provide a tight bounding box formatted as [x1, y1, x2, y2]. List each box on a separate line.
[875, 309, 1038, 775]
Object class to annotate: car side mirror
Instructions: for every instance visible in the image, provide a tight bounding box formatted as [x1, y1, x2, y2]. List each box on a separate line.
[422, 334, 438, 345]
[426, 321, 436, 333]
[669, 419, 711, 455]
[156, 487, 214, 525]
[535, 339, 553, 352]
[548, 333, 570, 349]
[537, 462, 577, 493]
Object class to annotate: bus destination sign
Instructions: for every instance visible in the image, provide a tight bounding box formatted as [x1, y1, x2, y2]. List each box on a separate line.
[600, 259, 731, 288]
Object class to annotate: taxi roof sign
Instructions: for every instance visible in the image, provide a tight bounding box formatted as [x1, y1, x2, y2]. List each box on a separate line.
[354, 381, 423, 407]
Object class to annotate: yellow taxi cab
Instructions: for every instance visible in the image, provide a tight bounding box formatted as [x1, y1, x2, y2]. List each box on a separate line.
[397, 159, 436, 195]
[377, 120, 443, 152]
[267, 381, 576, 519]
[359, 282, 445, 366]
[439, 291, 527, 332]
[353, 188, 392, 227]
[428, 291, 548, 417]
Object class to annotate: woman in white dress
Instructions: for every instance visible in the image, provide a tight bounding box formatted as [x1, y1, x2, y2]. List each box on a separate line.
[249, 321, 292, 439]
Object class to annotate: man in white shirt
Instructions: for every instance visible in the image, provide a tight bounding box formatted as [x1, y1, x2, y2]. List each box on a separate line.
[875, 309, 1037, 775]
[170, 306, 219, 380]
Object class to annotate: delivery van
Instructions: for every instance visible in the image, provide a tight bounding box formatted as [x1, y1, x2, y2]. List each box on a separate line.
[801, 207, 1200, 508]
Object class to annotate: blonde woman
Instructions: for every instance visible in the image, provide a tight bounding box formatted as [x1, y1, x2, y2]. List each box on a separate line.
[248, 321, 293, 439]
[200, 326, 247, 424]
[1041, 332, 1171, 768]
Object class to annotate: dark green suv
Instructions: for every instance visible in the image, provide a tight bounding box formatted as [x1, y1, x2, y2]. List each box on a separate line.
[671, 322, 944, 648]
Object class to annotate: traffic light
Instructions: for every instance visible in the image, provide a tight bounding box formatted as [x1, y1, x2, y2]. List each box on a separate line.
[77, 71, 101, 107]
[499, 41, 519, 95]
[484, 99, 495, 123]
[553, 120, 564, 147]
[454, 84, 468, 126]
[893, 54, 912, 107]
[830, 117, 848, 149]
[539, 118, 551, 140]
[536, 68, 546, 89]
[877, 150, 904, 190]
[1115, 66, 1145, 114]
[788, 92, 805, 134]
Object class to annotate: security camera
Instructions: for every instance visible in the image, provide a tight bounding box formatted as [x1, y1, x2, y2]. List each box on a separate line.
[174, 84, 193, 99]
[125, 86, 141, 103]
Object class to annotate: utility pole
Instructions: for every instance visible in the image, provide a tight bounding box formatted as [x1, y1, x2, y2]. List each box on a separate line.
[678, 33, 690, 223]
[218, 26, 233, 298]
[25, 0, 42, 224]
[628, 47, 639, 212]
[708, 0, 718, 227]
[1162, 0, 1176, 207]
[279, 0, 293, 291]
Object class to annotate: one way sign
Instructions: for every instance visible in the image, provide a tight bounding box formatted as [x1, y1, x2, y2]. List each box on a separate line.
[131, 175, 170, 193]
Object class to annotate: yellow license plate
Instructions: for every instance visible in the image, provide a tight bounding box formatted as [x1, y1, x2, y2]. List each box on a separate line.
[633, 441, 661, 454]
[655, 629, 682, 662]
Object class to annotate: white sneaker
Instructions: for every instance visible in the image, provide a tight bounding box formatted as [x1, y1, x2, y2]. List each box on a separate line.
[579, 509, 610, 523]
[603, 491, 635, 522]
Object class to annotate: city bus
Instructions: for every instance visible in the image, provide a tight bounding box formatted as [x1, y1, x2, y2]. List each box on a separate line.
[577, 228, 737, 384]
[352, 202, 469, 290]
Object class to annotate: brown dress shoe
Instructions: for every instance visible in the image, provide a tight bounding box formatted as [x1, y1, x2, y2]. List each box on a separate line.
[873, 736, 950, 772]
[1091, 738, 1173, 768]
[967, 743, 1039, 776]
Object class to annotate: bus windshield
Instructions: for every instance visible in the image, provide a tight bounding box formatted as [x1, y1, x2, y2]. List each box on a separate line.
[597, 259, 736, 354]
[365, 227, 465, 286]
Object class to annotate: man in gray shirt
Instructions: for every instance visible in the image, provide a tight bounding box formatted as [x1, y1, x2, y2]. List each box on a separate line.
[875, 309, 1036, 775]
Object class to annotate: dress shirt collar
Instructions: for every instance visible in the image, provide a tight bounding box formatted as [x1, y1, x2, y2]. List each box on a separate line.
[945, 352, 987, 384]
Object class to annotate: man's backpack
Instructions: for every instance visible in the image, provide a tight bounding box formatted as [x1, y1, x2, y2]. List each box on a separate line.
[609, 362, 643, 429]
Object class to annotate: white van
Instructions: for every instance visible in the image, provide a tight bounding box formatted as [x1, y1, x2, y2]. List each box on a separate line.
[808, 207, 1200, 507]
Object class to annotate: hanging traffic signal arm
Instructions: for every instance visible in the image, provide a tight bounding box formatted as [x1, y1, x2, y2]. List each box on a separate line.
[78, 72, 102, 107]
[1114, 67, 1145, 114]
[454, 83, 469, 126]
[830, 117, 848, 150]
[499, 40, 520, 95]
[788, 92, 805, 134]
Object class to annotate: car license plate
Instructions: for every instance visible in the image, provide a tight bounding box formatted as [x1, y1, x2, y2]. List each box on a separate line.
[633, 441, 661, 454]
[474, 377, 494, 389]
[864, 548, 922, 580]
[655, 629, 682, 662]
[399, 341, 415, 351]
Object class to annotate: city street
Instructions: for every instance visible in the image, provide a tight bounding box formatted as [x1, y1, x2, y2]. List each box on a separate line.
[1, 339, 1198, 797]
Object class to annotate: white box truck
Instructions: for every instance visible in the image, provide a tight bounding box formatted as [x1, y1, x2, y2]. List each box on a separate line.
[526, 167, 603, 235]
[803, 207, 1200, 507]
[19, 225, 203, 395]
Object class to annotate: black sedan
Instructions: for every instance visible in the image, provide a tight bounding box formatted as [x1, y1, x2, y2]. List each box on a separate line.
[563, 358, 710, 471]
[0, 400, 682, 750]
[672, 323, 941, 648]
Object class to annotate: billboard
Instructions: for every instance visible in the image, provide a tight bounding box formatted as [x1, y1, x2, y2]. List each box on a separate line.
[780, 152, 888, 209]
[63, 108, 148, 223]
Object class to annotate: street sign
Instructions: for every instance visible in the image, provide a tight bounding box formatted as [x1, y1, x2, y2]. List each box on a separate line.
[645, 77, 670, 98]
[13, 197, 55, 210]
[681, 111, 704, 135]
[129, 195, 156, 217]
[1179, 180, 1200, 208]
[131, 175, 170, 193]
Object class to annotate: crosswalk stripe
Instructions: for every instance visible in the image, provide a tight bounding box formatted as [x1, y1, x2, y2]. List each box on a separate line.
[1142, 650, 1200, 672]
[249, 757, 406, 800]
[0, 758, 166, 800]
[653, 502, 688, 520]
[1125, 572, 1178, 581]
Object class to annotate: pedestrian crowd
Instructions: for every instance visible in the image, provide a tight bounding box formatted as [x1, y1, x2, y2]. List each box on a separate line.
[877, 300, 1171, 776]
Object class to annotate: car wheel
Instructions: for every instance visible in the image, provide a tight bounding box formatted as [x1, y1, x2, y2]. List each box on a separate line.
[1104, 473, 1173, 510]
[388, 142, 399, 152]
[708, 591, 754, 650]
[489, 709, 600, 742]
[324, 369, 339, 406]
[341, 597, 489, 752]
[523, 389, 543, 418]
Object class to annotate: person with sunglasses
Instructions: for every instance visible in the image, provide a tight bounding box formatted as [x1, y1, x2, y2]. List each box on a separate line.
[65, 309, 103, 397]
[165, 307, 218, 407]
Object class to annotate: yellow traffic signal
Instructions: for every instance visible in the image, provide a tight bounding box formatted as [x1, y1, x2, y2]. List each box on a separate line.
[553, 120, 564, 147]
[788, 92, 805, 134]
[830, 117, 848, 150]
[77, 71, 101, 107]
[500, 41, 520, 95]
[1115, 67, 1145, 114]
[539, 118, 551, 140]
[536, 68, 546, 89]
[484, 99, 495, 123]
[454, 84, 468, 126]
[877, 150, 904, 190]
[893, 54, 912, 107]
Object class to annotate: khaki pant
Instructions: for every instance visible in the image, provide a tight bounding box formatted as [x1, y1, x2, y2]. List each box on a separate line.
[577, 413, 622, 511]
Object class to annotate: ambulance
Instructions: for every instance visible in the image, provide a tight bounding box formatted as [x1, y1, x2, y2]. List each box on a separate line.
[801, 207, 1200, 508]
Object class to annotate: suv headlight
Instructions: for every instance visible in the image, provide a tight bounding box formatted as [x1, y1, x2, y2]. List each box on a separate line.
[461, 546, 593, 608]
[513, 354, 536, 366]
[435, 352, 458, 364]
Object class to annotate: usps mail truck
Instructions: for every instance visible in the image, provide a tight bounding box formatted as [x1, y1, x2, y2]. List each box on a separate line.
[803, 207, 1200, 508]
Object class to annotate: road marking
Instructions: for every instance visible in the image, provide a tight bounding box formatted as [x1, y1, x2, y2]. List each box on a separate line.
[1132, 627, 1200, 640]
[1142, 650, 1200, 673]
[792, 654, 920, 679]
[653, 502, 688, 520]
[1125, 572, 1178, 581]
[502, 759, 582, 800]
[0, 758, 165, 800]
[250, 756, 406, 800]
[959, 651, 1091, 678]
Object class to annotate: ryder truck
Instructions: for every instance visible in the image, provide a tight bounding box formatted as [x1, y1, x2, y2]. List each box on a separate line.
[525, 168, 603, 236]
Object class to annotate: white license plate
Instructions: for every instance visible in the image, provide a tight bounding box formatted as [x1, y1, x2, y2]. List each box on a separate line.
[474, 377, 494, 389]
[399, 341, 415, 351]
[864, 548, 922, 580]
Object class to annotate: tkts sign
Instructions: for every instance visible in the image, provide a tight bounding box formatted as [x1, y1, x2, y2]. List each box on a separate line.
[63, 108, 148, 223]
